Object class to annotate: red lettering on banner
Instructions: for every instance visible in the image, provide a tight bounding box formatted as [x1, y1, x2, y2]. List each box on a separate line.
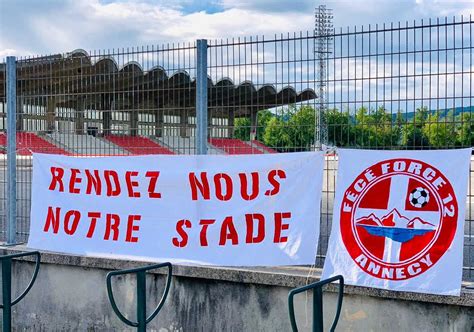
[69, 169, 82, 194]
[189, 172, 210, 200]
[219, 216, 238, 245]
[64, 210, 81, 235]
[126, 171, 140, 198]
[245, 213, 265, 243]
[274, 212, 291, 243]
[173, 219, 191, 247]
[49, 167, 65, 192]
[199, 219, 215, 246]
[85, 170, 102, 195]
[125, 215, 141, 242]
[44, 206, 61, 233]
[173, 212, 293, 247]
[145, 171, 161, 198]
[265, 170, 286, 196]
[214, 173, 233, 201]
[104, 214, 120, 241]
[42, 207, 142, 243]
[239, 172, 259, 200]
[86, 212, 101, 238]
[104, 170, 121, 196]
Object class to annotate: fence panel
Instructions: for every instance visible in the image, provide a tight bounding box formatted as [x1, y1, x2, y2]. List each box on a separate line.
[325, 17, 473, 280]
[8, 45, 195, 242]
[0, 16, 472, 281]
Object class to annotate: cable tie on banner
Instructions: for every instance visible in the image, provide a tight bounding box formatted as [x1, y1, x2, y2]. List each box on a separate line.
[322, 144, 337, 155]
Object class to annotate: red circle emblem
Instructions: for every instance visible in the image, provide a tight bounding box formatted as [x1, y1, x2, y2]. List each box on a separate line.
[340, 158, 458, 280]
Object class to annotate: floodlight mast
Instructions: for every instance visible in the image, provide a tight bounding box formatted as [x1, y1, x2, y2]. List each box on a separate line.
[314, 5, 333, 150]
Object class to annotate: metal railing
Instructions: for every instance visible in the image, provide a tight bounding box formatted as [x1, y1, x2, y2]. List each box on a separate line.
[0, 251, 41, 331]
[288, 275, 344, 332]
[106, 262, 172, 331]
[0, 16, 473, 281]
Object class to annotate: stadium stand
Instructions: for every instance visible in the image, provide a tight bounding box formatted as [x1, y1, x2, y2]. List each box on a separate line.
[209, 138, 264, 155]
[47, 133, 124, 155]
[0, 132, 68, 155]
[105, 135, 174, 155]
[246, 140, 277, 154]
[158, 136, 223, 155]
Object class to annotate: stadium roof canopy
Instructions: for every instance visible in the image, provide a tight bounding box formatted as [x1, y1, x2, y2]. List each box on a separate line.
[0, 50, 317, 117]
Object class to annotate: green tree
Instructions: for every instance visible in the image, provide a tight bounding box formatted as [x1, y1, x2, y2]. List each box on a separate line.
[353, 106, 399, 148]
[423, 111, 456, 148]
[456, 112, 474, 147]
[255, 109, 273, 141]
[325, 109, 353, 147]
[402, 106, 430, 149]
[262, 116, 290, 150]
[233, 117, 251, 140]
[287, 105, 315, 151]
[234, 109, 274, 141]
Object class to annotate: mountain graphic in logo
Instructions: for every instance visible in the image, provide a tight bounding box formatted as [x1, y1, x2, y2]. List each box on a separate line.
[356, 208, 436, 243]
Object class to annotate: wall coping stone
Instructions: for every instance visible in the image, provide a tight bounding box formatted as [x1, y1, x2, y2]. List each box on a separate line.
[1, 245, 473, 307]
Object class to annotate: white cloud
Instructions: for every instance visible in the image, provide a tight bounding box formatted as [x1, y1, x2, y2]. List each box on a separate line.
[0, 0, 472, 57]
[0, 49, 20, 58]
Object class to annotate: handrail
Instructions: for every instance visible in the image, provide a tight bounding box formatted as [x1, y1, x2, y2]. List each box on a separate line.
[288, 275, 344, 332]
[0, 251, 41, 332]
[106, 262, 172, 331]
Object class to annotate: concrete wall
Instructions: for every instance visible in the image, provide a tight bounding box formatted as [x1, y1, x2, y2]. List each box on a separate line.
[1, 249, 473, 331]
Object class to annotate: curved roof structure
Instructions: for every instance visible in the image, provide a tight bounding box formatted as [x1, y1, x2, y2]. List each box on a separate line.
[0, 50, 317, 117]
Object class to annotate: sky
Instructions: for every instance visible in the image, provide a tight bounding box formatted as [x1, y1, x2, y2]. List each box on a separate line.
[0, 0, 472, 57]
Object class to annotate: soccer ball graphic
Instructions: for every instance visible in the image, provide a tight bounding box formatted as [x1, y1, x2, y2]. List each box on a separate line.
[409, 187, 430, 208]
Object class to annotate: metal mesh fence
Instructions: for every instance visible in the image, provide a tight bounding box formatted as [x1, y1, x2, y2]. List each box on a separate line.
[325, 16, 473, 281]
[0, 16, 472, 280]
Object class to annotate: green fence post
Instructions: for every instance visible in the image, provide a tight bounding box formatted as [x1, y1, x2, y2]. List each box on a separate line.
[313, 285, 323, 332]
[0, 251, 41, 332]
[288, 275, 344, 332]
[136, 270, 147, 332]
[106, 262, 172, 331]
[2, 258, 12, 331]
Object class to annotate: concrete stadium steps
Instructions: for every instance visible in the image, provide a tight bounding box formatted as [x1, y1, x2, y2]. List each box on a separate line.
[245, 140, 277, 153]
[105, 135, 174, 155]
[157, 136, 223, 155]
[47, 133, 126, 156]
[208, 138, 264, 155]
[0, 132, 69, 155]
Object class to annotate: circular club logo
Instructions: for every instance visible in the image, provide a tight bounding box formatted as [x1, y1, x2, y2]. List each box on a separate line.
[340, 158, 458, 280]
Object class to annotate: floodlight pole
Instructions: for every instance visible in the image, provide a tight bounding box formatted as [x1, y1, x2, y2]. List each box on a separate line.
[6, 56, 17, 244]
[196, 39, 208, 155]
[314, 5, 333, 149]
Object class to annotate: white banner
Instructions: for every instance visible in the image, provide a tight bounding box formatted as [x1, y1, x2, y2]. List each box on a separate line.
[322, 149, 471, 295]
[28, 152, 323, 266]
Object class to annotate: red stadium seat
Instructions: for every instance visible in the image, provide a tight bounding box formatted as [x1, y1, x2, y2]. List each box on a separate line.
[0, 132, 69, 155]
[105, 135, 174, 155]
[248, 140, 277, 153]
[209, 138, 264, 155]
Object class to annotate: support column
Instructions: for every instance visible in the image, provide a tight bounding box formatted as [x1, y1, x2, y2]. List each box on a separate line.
[250, 109, 257, 141]
[130, 110, 139, 137]
[227, 108, 235, 138]
[46, 96, 56, 133]
[16, 96, 23, 131]
[75, 98, 85, 135]
[196, 39, 208, 154]
[208, 108, 213, 138]
[180, 110, 188, 137]
[101, 95, 112, 136]
[155, 109, 163, 137]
